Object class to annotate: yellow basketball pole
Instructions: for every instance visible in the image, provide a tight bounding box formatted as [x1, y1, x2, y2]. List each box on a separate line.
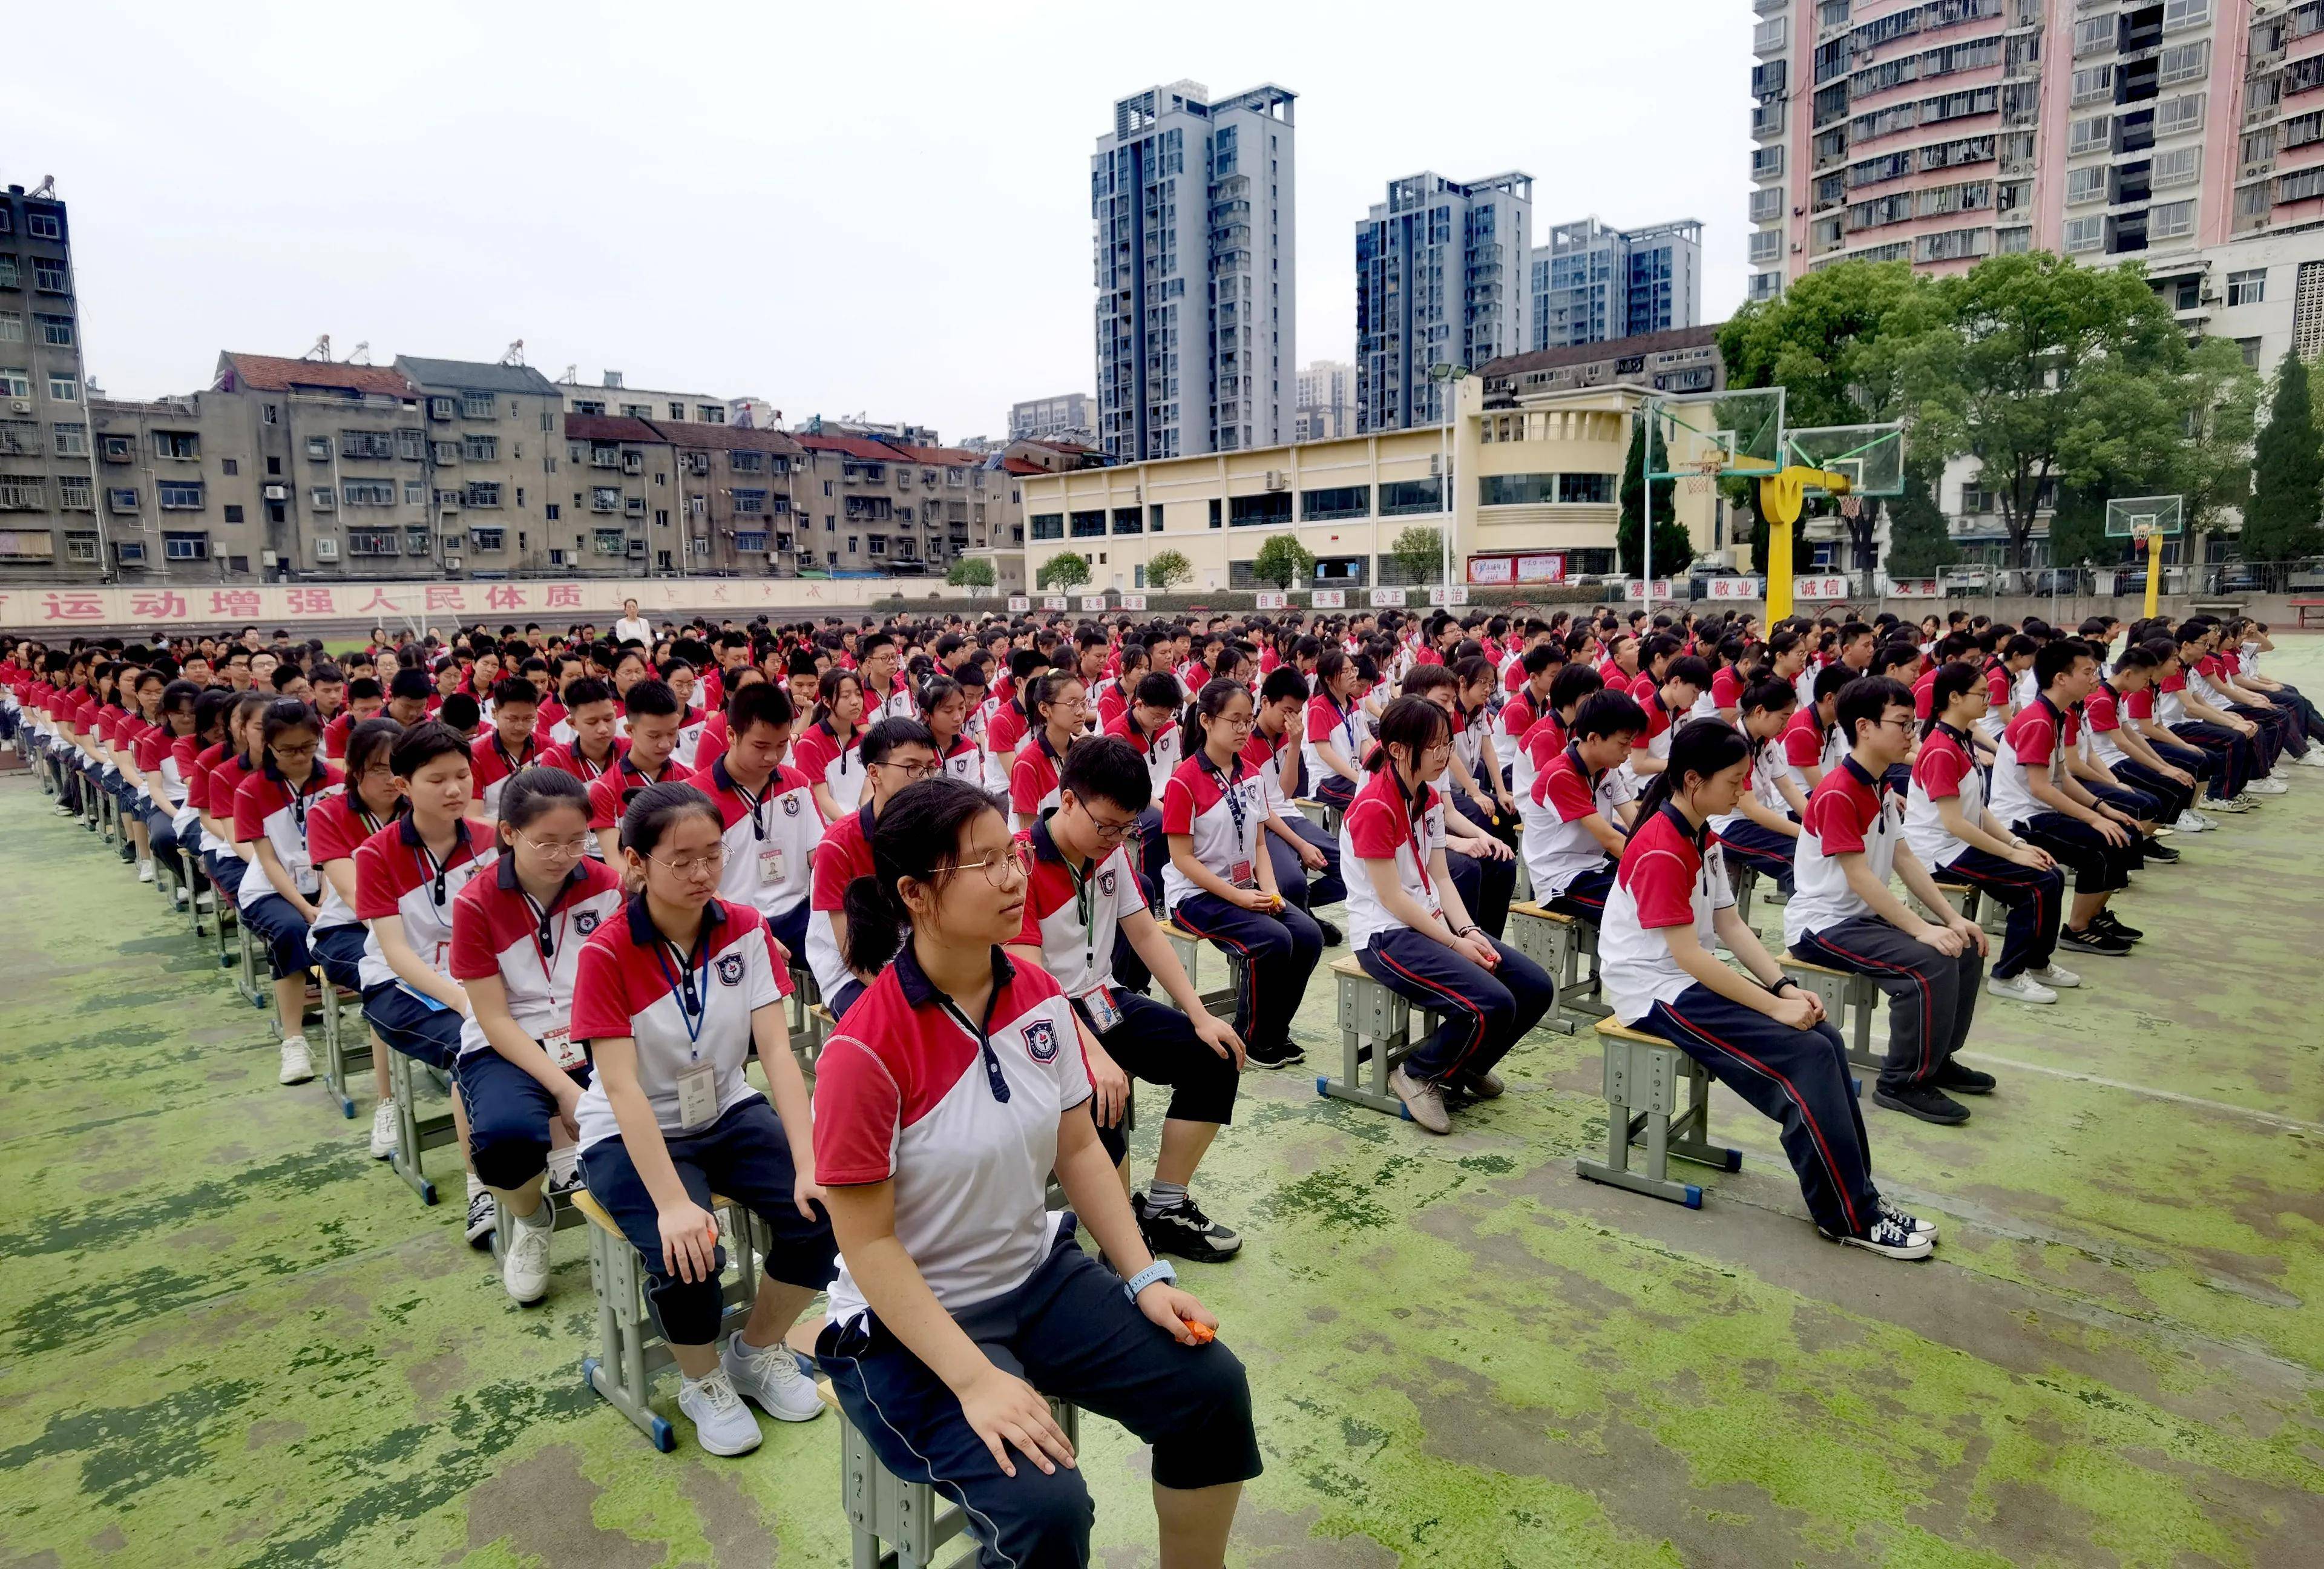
[2144, 527, 2162, 620]
[1757, 465, 1849, 622]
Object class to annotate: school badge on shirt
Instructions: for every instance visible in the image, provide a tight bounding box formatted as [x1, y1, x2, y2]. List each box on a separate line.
[715, 953, 746, 987]
[1023, 1018, 1059, 1063]
[574, 910, 600, 935]
[782, 795, 801, 816]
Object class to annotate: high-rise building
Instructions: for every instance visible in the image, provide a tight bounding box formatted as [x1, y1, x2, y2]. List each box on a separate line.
[1530, 217, 1702, 350]
[1092, 81, 1298, 462]
[1009, 392, 1095, 446]
[0, 179, 103, 577]
[1747, 0, 2324, 358]
[1295, 359, 1355, 441]
[1356, 171, 1532, 431]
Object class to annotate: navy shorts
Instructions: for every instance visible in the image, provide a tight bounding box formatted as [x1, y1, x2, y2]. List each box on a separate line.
[579, 1095, 839, 1344]
[239, 890, 313, 981]
[361, 981, 464, 1071]
[310, 923, 367, 993]
[458, 1047, 589, 1190]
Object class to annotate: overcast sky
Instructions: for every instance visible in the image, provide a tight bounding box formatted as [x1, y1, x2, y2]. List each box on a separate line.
[18, 0, 1753, 442]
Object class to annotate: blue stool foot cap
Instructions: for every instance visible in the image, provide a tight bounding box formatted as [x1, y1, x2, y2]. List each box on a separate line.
[1683, 1185, 1704, 1209]
[1313, 1076, 1329, 1097]
[1398, 1103, 1413, 1121]
[1724, 1149, 1744, 1172]
[651, 1416, 676, 1453]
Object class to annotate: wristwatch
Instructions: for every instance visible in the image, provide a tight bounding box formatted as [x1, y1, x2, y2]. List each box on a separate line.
[1124, 1259, 1177, 1300]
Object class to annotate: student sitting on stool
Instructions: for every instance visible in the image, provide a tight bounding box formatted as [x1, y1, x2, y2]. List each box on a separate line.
[1244, 666, 1345, 941]
[1523, 689, 1644, 924]
[1707, 677, 1804, 893]
[1785, 676, 1994, 1127]
[807, 719, 942, 1022]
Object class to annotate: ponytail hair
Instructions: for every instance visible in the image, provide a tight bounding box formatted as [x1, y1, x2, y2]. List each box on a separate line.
[841, 776, 999, 975]
[1634, 717, 1750, 826]
[1177, 677, 1249, 760]
[1365, 694, 1451, 772]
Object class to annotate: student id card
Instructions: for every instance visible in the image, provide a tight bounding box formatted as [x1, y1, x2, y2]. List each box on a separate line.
[675, 1062, 718, 1130]
[1081, 983, 1124, 1034]
[1228, 861, 1254, 888]
[540, 1025, 585, 1073]
[758, 846, 786, 886]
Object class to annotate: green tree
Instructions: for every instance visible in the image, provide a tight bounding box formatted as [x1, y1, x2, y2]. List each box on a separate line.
[1252, 533, 1316, 590]
[1389, 525, 1444, 585]
[2243, 351, 2324, 561]
[2044, 484, 2115, 571]
[1718, 259, 1938, 429]
[1144, 548, 1192, 592]
[1618, 416, 1696, 577]
[945, 556, 996, 593]
[1036, 552, 1090, 591]
[1882, 461, 1960, 578]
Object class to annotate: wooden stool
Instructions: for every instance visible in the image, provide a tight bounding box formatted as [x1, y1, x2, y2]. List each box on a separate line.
[384, 1044, 462, 1204]
[1574, 1016, 1740, 1208]
[1779, 955, 1882, 1073]
[1160, 922, 1242, 1017]
[1318, 955, 1445, 1119]
[1506, 901, 1607, 1033]
[1907, 881, 2007, 938]
[819, 1378, 1079, 1568]
[573, 1188, 770, 1451]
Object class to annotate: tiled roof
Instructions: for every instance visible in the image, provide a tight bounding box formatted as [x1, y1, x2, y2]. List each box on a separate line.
[883, 442, 984, 465]
[649, 420, 803, 454]
[1477, 324, 1723, 381]
[795, 433, 908, 462]
[391, 357, 562, 395]
[215, 352, 416, 399]
[563, 413, 661, 442]
[999, 457, 1050, 476]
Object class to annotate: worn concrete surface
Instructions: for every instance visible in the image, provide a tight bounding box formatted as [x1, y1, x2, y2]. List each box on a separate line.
[3, 643, 2320, 1567]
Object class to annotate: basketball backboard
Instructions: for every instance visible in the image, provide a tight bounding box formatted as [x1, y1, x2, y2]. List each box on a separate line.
[1644, 387, 1787, 485]
[2104, 495, 2185, 538]
[1784, 423, 1904, 497]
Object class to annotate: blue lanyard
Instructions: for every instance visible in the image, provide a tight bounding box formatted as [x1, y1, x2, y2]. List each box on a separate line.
[650, 932, 714, 1050]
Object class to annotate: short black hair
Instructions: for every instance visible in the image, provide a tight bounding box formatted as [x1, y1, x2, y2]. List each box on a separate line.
[2035, 637, 2094, 689]
[729, 682, 797, 738]
[388, 668, 432, 702]
[1836, 675, 1914, 745]
[563, 676, 615, 711]
[1059, 734, 1153, 813]
[860, 716, 936, 768]
[1572, 689, 1648, 742]
[623, 678, 680, 719]
[390, 719, 472, 778]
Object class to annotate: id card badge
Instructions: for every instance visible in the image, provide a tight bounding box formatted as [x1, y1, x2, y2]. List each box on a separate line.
[1228, 860, 1255, 888]
[540, 1026, 585, 1073]
[1082, 984, 1124, 1034]
[675, 1062, 718, 1130]
[758, 846, 785, 887]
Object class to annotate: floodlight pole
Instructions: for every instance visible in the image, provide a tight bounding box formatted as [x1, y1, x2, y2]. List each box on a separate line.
[1640, 394, 1655, 619]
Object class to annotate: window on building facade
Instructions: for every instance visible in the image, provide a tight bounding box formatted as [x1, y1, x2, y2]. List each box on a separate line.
[2228, 268, 2267, 306]
[158, 480, 204, 510]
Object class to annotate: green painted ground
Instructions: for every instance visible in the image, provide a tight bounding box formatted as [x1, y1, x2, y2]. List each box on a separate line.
[4, 645, 2322, 1568]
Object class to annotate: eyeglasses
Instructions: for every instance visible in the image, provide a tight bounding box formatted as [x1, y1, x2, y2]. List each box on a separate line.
[647, 844, 727, 880]
[1876, 716, 1917, 735]
[880, 758, 944, 781]
[522, 834, 593, 861]
[954, 843, 1032, 889]
[1082, 810, 1138, 842]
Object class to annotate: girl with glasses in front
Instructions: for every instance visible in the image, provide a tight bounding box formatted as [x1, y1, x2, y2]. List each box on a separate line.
[568, 781, 835, 1458]
[815, 775, 1256, 1569]
[448, 768, 625, 1306]
[233, 699, 344, 1090]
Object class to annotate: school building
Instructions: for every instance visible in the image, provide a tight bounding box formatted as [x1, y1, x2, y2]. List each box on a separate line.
[1019, 375, 1727, 598]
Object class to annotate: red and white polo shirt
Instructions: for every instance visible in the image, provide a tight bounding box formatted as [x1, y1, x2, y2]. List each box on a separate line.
[1600, 803, 1736, 1025]
[792, 717, 867, 814]
[1103, 709, 1181, 801]
[1989, 694, 2067, 830]
[813, 944, 1091, 1324]
[806, 805, 877, 999]
[568, 896, 795, 1150]
[1903, 722, 1983, 870]
[1300, 691, 1365, 787]
[586, 752, 683, 835]
[689, 755, 823, 924]
[1009, 732, 1069, 821]
[539, 735, 629, 785]
[234, 763, 346, 901]
[2083, 680, 2133, 769]
[469, 731, 544, 823]
[1525, 744, 1623, 901]
[936, 731, 984, 788]
[307, 794, 395, 938]
[1781, 707, 1842, 792]
[1013, 817, 1142, 996]
[1158, 753, 1267, 913]
[448, 856, 625, 1062]
[1785, 757, 1902, 947]
[1341, 765, 1445, 950]
[353, 815, 500, 992]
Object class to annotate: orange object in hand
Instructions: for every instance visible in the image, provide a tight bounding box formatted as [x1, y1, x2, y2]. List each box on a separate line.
[1181, 1318, 1215, 1344]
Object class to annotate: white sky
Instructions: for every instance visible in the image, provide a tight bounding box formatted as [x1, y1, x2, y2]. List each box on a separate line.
[16, 0, 1753, 441]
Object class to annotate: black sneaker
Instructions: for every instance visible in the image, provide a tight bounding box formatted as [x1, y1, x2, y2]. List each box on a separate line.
[1315, 916, 1344, 947]
[2140, 840, 2179, 865]
[2093, 910, 2144, 941]
[2058, 924, 2133, 957]
[465, 1189, 497, 1248]
[1819, 1212, 1933, 1260]
[1934, 1059, 1997, 1096]
[1874, 1084, 1972, 1125]
[1244, 1039, 1307, 1070]
[1134, 1193, 1242, 1262]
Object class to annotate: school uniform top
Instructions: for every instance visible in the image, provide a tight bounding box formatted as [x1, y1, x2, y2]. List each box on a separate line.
[1239, 724, 1298, 815]
[353, 815, 501, 992]
[1452, 704, 1495, 781]
[805, 805, 876, 1001]
[1600, 803, 1736, 1026]
[1009, 732, 1071, 820]
[690, 709, 732, 777]
[568, 895, 794, 1151]
[981, 701, 1030, 795]
[539, 736, 629, 784]
[1498, 650, 1528, 693]
[1780, 708, 1843, 791]
[793, 717, 867, 813]
[812, 942, 1091, 1325]
[233, 764, 346, 901]
[1525, 744, 1623, 899]
[688, 756, 822, 923]
[586, 752, 683, 834]
[1710, 665, 1747, 713]
[1301, 691, 1365, 785]
[469, 731, 545, 823]
[1903, 722, 1984, 870]
[1988, 694, 2071, 829]
[1911, 666, 1940, 721]
[2150, 669, 2191, 727]
[1636, 688, 1684, 763]
[1785, 756, 1904, 948]
[1103, 710, 1181, 800]
[1498, 688, 1543, 744]
[1708, 729, 1785, 838]
[306, 794, 395, 938]
[1340, 765, 1447, 950]
[1094, 676, 1131, 731]
[1158, 751, 1269, 913]
[1014, 817, 1143, 996]
[2083, 680, 2136, 769]
[206, 752, 260, 852]
[672, 708, 709, 771]
[934, 731, 984, 787]
[448, 855, 625, 1062]
[865, 676, 918, 724]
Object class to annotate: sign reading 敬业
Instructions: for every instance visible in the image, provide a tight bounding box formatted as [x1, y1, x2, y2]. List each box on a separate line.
[1704, 576, 1761, 600]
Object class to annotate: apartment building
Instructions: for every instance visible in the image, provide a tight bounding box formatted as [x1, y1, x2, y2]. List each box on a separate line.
[390, 356, 566, 577]
[559, 370, 735, 427]
[86, 392, 274, 581]
[1479, 324, 1728, 403]
[1356, 171, 1532, 431]
[655, 421, 809, 577]
[1008, 392, 1095, 445]
[1092, 81, 1298, 463]
[1531, 217, 1704, 350]
[791, 434, 1011, 576]
[0, 180, 98, 577]
[1294, 359, 1355, 441]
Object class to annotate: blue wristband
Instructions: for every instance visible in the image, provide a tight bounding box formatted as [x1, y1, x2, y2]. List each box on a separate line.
[1123, 1260, 1177, 1300]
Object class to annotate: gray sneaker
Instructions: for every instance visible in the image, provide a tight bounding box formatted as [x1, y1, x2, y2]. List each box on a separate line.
[1388, 1067, 1451, 1134]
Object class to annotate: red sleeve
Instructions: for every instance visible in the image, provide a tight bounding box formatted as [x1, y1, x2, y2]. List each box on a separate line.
[447, 892, 500, 982]
[568, 938, 635, 1041]
[812, 1036, 902, 1185]
[587, 775, 622, 832]
[1008, 749, 1043, 815]
[1625, 848, 1698, 930]
[1303, 695, 1336, 738]
[2010, 717, 2053, 768]
[1914, 746, 1967, 801]
[1802, 787, 1868, 855]
[810, 826, 855, 912]
[1343, 797, 1401, 858]
[231, 777, 267, 844]
[1985, 666, 2009, 703]
[1782, 725, 1821, 767]
[1499, 698, 1533, 737]
[1158, 773, 1197, 836]
[310, 803, 355, 864]
[1546, 767, 1596, 823]
[2127, 689, 2154, 720]
[353, 838, 400, 921]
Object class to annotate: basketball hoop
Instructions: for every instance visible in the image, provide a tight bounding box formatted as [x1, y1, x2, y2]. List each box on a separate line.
[2129, 517, 2156, 543]
[1686, 455, 1722, 494]
[1839, 494, 1863, 519]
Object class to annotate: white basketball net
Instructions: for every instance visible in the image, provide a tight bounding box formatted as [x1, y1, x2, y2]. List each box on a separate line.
[1686, 455, 1722, 493]
[1839, 494, 1863, 519]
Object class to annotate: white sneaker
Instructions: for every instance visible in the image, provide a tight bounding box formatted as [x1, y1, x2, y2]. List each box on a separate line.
[174, 885, 191, 906]
[1986, 973, 2057, 1005]
[137, 858, 155, 882]
[678, 1367, 764, 1456]
[2172, 811, 2208, 833]
[2248, 777, 2290, 795]
[1824, 1212, 1933, 1261]
[500, 1196, 556, 1303]
[278, 1036, 315, 1084]
[195, 890, 218, 909]
[2027, 962, 2081, 988]
[2298, 749, 2324, 769]
[370, 1099, 399, 1159]
[721, 1333, 825, 1422]
[1388, 1067, 1452, 1134]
